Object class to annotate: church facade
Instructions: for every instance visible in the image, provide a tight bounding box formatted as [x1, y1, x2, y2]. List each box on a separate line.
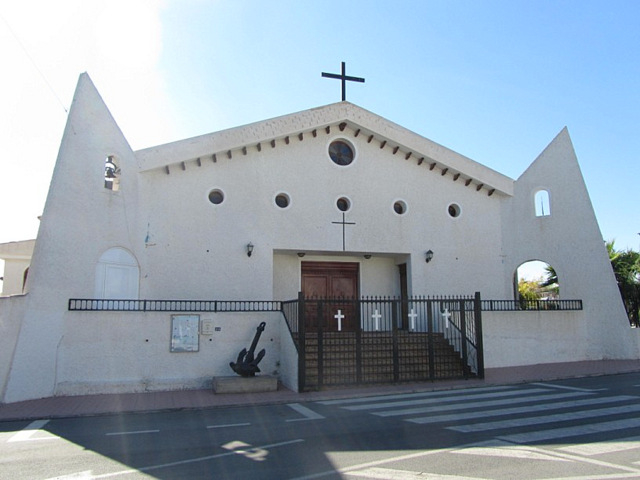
[1, 73, 638, 403]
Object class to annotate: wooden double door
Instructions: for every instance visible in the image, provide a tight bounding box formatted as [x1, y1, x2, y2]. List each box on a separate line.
[301, 261, 359, 332]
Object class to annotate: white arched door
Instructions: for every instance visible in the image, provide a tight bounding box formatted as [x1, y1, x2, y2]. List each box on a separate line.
[95, 248, 139, 299]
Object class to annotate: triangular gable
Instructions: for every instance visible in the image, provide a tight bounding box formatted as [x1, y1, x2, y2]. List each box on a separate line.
[135, 102, 514, 197]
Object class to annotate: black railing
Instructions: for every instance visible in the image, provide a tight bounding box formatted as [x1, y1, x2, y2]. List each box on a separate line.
[281, 297, 301, 335]
[481, 299, 583, 311]
[68, 298, 282, 312]
[69, 297, 583, 313]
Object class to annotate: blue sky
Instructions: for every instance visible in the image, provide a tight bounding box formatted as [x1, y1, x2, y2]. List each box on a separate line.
[1, 0, 639, 257]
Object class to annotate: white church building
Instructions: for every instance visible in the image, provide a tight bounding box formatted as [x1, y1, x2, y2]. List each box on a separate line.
[1, 73, 638, 403]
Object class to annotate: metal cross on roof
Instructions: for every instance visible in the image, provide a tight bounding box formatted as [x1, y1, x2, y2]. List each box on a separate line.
[322, 62, 365, 101]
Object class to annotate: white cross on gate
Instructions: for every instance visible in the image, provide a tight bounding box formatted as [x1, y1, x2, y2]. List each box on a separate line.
[372, 310, 382, 331]
[334, 310, 345, 331]
[408, 308, 418, 331]
[442, 308, 452, 328]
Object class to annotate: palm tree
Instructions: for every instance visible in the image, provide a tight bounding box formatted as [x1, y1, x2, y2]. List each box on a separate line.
[540, 265, 559, 297]
[607, 240, 640, 327]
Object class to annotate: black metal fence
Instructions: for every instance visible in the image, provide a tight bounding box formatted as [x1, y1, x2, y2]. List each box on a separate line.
[281, 293, 484, 391]
[481, 299, 583, 311]
[68, 298, 282, 312]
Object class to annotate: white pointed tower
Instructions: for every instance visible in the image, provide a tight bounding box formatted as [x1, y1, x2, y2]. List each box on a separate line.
[503, 128, 639, 361]
[3, 73, 140, 402]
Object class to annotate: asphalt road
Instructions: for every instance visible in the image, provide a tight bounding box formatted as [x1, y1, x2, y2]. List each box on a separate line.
[2, 373, 640, 479]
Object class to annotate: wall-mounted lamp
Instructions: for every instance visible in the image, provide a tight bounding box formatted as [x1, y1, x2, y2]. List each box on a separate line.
[297, 252, 306, 258]
[246, 242, 254, 257]
[364, 254, 372, 259]
[425, 250, 434, 263]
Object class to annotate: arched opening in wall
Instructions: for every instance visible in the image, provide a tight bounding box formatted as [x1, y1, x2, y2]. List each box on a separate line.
[514, 260, 559, 307]
[22, 267, 29, 292]
[534, 190, 551, 217]
[95, 247, 139, 299]
[104, 156, 120, 191]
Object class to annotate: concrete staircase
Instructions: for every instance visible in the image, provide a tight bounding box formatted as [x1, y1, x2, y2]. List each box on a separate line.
[297, 331, 471, 390]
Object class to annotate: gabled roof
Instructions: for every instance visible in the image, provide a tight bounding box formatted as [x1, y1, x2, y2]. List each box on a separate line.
[135, 102, 514, 196]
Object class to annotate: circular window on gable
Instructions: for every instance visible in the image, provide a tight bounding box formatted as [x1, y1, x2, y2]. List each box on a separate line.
[275, 193, 290, 209]
[208, 189, 225, 205]
[336, 196, 351, 212]
[393, 200, 408, 215]
[328, 140, 355, 166]
[448, 203, 461, 218]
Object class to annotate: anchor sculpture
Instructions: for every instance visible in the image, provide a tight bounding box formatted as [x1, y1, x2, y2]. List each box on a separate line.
[230, 321, 266, 377]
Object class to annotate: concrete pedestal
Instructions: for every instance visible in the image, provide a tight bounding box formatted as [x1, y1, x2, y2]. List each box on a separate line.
[212, 376, 278, 394]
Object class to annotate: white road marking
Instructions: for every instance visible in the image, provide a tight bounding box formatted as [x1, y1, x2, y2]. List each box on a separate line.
[88, 438, 304, 478]
[544, 474, 640, 479]
[450, 402, 640, 433]
[532, 382, 606, 392]
[452, 445, 572, 462]
[453, 440, 640, 478]
[286, 403, 325, 422]
[45, 471, 94, 479]
[316, 385, 514, 405]
[346, 466, 486, 479]
[290, 445, 462, 480]
[387, 392, 586, 419]
[341, 388, 553, 411]
[558, 436, 640, 456]
[499, 418, 640, 444]
[222, 440, 269, 461]
[405, 394, 630, 423]
[7, 419, 59, 442]
[206, 422, 251, 429]
[105, 429, 160, 436]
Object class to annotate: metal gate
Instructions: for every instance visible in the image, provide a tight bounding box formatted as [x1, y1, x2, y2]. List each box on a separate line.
[283, 292, 484, 391]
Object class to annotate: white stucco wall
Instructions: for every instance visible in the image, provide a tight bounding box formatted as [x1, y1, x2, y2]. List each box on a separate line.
[278, 312, 298, 392]
[137, 123, 508, 301]
[482, 311, 588, 368]
[54, 311, 282, 396]
[0, 295, 27, 400]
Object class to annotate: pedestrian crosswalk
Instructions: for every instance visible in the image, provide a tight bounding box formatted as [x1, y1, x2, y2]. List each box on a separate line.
[317, 384, 640, 449]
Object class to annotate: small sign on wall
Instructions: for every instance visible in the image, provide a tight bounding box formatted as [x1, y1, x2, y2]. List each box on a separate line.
[170, 315, 200, 352]
[200, 319, 214, 335]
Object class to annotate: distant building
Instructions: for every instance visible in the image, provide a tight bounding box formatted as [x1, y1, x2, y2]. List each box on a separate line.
[0, 239, 34, 296]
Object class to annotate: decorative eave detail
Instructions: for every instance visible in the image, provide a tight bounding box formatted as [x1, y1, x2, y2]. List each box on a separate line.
[136, 102, 514, 196]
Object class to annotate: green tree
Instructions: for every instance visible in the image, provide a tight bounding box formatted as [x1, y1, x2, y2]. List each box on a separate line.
[517, 278, 544, 309]
[518, 278, 541, 302]
[607, 240, 640, 327]
[540, 265, 559, 297]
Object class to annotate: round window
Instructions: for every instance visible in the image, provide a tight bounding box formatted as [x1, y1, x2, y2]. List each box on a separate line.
[393, 200, 407, 215]
[208, 189, 224, 205]
[448, 203, 461, 218]
[328, 140, 355, 166]
[275, 193, 290, 208]
[336, 197, 351, 212]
